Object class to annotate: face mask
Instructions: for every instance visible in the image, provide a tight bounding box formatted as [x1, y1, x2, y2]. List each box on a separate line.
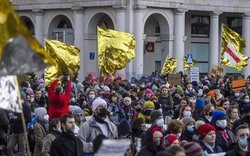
[216, 119, 227, 129]
[30, 97, 35, 102]
[239, 136, 248, 148]
[144, 110, 152, 116]
[97, 108, 107, 118]
[177, 133, 182, 137]
[89, 94, 95, 100]
[146, 94, 151, 98]
[44, 114, 49, 121]
[56, 128, 62, 133]
[244, 99, 250, 103]
[235, 93, 240, 97]
[183, 111, 191, 118]
[153, 138, 161, 146]
[71, 98, 76, 103]
[188, 87, 193, 91]
[189, 99, 195, 103]
[156, 118, 164, 128]
[187, 125, 195, 133]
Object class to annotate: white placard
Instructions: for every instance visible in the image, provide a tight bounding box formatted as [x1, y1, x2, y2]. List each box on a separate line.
[188, 67, 199, 82]
[95, 139, 131, 156]
[0, 75, 22, 112]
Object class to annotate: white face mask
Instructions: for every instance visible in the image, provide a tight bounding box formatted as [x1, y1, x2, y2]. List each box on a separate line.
[89, 94, 95, 100]
[183, 111, 191, 118]
[244, 99, 250, 103]
[44, 114, 49, 121]
[216, 119, 227, 129]
[30, 97, 35, 102]
[156, 118, 164, 128]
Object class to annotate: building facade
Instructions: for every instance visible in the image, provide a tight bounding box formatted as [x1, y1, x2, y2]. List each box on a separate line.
[12, 0, 250, 81]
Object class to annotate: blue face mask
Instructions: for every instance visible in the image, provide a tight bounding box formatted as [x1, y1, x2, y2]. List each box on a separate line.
[239, 136, 248, 148]
[187, 125, 195, 133]
[154, 138, 161, 146]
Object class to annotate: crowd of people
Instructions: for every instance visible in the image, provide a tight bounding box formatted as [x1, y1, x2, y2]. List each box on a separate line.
[0, 72, 250, 156]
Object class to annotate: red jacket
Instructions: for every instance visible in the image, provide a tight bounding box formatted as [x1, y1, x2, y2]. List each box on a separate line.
[48, 80, 71, 120]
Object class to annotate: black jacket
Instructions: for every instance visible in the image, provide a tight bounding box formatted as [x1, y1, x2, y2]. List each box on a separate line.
[232, 117, 250, 134]
[215, 127, 236, 152]
[50, 131, 83, 156]
[11, 103, 31, 133]
[198, 139, 223, 154]
[225, 143, 249, 156]
[180, 129, 195, 142]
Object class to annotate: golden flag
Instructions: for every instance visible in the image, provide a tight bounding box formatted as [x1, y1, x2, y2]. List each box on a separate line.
[0, 0, 51, 69]
[97, 27, 136, 76]
[184, 56, 198, 71]
[44, 40, 80, 86]
[221, 24, 249, 70]
[161, 56, 177, 74]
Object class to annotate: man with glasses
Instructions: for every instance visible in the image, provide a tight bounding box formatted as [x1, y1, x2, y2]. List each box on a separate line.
[226, 124, 249, 156]
[78, 97, 118, 154]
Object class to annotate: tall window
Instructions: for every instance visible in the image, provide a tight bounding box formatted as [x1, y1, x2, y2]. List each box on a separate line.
[191, 16, 210, 37]
[227, 17, 242, 35]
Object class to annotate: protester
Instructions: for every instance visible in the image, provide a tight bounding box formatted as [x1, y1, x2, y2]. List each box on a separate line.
[180, 117, 196, 141]
[163, 134, 180, 148]
[226, 105, 240, 130]
[226, 124, 249, 156]
[34, 107, 48, 156]
[78, 97, 118, 153]
[50, 114, 83, 156]
[233, 104, 250, 133]
[197, 123, 223, 154]
[48, 75, 71, 120]
[183, 142, 203, 156]
[41, 118, 61, 156]
[165, 145, 186, 156]
[138, 101, 155, 123]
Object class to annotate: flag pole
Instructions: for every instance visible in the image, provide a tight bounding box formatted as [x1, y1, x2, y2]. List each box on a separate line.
[21, 111, 31, 156]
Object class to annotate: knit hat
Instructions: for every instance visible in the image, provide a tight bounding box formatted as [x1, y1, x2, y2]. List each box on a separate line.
[103, 86, 110, 92]
[34, 107, 47, 121]
[211, 110, 226, 124]
[195, 98, 205, 109]
[152, 84, 158, 91]
[150, 110, 163, 123]
[145, 88, 153, 95]
[26, 87, 34, 95]
[71, 106, 84, 117]
[164, 134, 179, 147]
[144, 101, 155, 109]
[182, 117, 195, 125]
[150, 95, 158, 101]
[198, 123, 216, 139]
[150, 127, 162, 137]
[207, 90, 215, 98]
[92, 97, 107, 112]
[183, 142, 203, 156]
[118, 120, 131, 137]
[195, 120, 205, 130]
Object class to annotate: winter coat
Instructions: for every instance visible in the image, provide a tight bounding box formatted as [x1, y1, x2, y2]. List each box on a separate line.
[215, 128, 236, 152]
[50, 131, 83, 156]
[48, 80, 71, 120]
[78, 115, 118, 153]
[198, 139, 223, 154]
[107, 102, 126, 125]
[180, 129, 195, 142]
[34, 122, 46, 156]
[41, 132, 60, 156]
[158, 94, 173, 116]
[225, 143, 249, 156]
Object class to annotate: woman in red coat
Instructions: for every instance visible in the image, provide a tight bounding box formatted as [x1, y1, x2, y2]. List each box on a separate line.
[48, 76, 71, 120]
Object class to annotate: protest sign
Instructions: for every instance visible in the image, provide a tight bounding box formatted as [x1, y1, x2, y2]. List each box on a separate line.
[95, 139, 131, 156]
[168, 74, 181, 84]
[211, 65, 225, 77]
[232, 79, 246, 91]
[188, 67, 199, 82]
[0, 75, 22, 112]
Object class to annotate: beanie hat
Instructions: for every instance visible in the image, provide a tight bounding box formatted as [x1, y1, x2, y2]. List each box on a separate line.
[152, 84, 158, 91]
[195, 98, 205, 109]
[117, 120, 131, 137]
[26, 87, 34, 95]
[207, 90, 215, 98]
[164, 134, 179, 147]
[150, 127, 162, 137]
[34, 107, 47, 121]
[150, 110, 163, 123]
[195, 120, 205, 130]
[76, 83, 84, 92]
[150, 95, 158, 101]
[211, 110, 226, 124]
[183, 142, 203, 156]
[92, 97, 107, 112]
[72, 106, 84, 117]
[145, 88, 153, 95]
[198, 123, 216, 139]
[103, 86, 110, 92]
[182, 117, 195, 126]
[144, 101, 155, 109]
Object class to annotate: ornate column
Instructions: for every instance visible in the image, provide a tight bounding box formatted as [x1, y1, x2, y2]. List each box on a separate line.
[33, 9, 44, 45]
[242, 12, 250, 77]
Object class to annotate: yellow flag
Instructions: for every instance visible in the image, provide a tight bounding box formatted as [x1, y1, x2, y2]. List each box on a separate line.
[221, 24, 249, 70]
[161, 56, 177, 74]
[44, 40, 80, 86]
[97, 27, 136, 76]
[184, 56, 198, 71]
[0, 0, 50, 64]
